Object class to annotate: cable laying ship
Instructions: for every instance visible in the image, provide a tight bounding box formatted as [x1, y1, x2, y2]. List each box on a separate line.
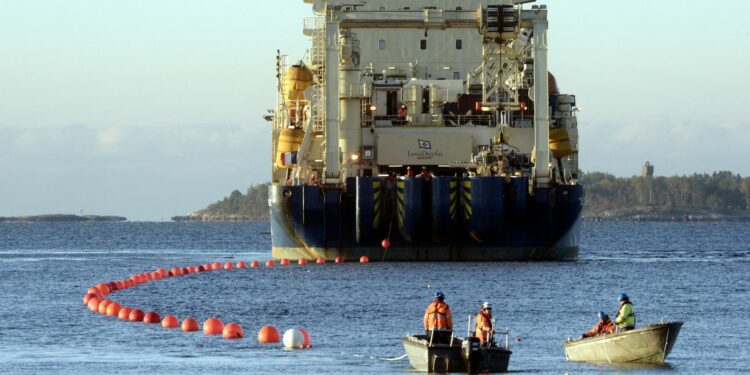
[266, 0, 583, 261]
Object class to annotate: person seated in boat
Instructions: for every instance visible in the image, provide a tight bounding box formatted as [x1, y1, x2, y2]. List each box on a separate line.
[579, 311, 615, 339]
[615, 293, 636, 332]
[423, 292, 453, 343]
[475, 301, 495, 347]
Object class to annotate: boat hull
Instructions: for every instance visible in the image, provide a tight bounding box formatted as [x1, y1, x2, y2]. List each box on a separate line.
[269, 177, 583, 261]
[401, 335, 511, 373]
[563, 322, 683, 364]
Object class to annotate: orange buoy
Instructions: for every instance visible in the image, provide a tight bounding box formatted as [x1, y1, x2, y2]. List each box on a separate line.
[96, 283, 111, 295]
[197, 265, 206, 272]
[335, 256, 344, 263]
[237, 261, 247, 268]
[115, 280, 126, 290]
[298, 258, 308, 265]
[124, 279, 134, 288]
[316, 258, 326, 264]
[106, 302, 121, 317]
[223, 323, 244, 339]
[128, 309, 145, 322]
[181, 267, 189, 275]
[107, 281, 118, 291]
[299, 328, 311, 348]
[118, 307, 133, 320]
[265, 260, 275, 267]
[170, 267, 182, 276]
[157, 268, 168, 278]
[143, 311, 161, 324]
[150, 271, 161, 280]
[146, 272, 155, 280]
[381, 238, 391, 249]
[87, 287, 104, 300]
[250, 260, 260, 268]
[181, 318, 199, 332]
[83, 293, 97, 305]
[359, 256, 369, 263]
[187, 266, 197, 273]
[167, 271, 174, 277]
[97, 299, 113, 314]
[203, 318, 224, 335]
[161, 315, 179, 328]
[515, 337, 522, 343]
[87, 297, 101, 312]
[280, 258, 290, 266]
[258, 325, 280, 343]
[224, 262, 234, 270]
[211, 262, 222, 270]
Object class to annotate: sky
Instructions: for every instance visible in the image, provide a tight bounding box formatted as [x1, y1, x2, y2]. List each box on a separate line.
[1, 0, 749, 220]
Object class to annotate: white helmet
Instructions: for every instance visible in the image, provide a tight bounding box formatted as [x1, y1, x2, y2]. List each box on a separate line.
[482, 302, 492, 310]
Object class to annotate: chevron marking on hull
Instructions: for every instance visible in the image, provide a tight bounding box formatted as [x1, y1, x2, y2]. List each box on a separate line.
[462, 180, 472, 221]
[449, 183, 457, 221]
[396, 182, 405, 229]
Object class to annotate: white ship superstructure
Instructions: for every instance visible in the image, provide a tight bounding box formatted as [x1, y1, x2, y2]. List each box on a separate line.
[267, 0, 583, 261]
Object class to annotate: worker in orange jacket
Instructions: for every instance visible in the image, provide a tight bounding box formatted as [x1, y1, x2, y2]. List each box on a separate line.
[580, 311, 616, 339]
[424, 292, 453, 333]
[475, 301, 494, 346]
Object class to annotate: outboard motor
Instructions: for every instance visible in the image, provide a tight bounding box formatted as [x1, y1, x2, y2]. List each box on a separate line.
[461, 336, 482, 373]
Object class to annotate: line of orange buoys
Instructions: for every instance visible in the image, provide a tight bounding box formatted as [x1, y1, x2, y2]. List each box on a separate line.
[82, 257, 369, 346]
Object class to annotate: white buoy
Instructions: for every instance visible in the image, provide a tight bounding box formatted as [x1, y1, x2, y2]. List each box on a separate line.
[283, 328, 305, 349]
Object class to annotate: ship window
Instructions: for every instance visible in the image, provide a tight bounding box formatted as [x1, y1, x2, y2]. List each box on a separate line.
[420, 39, 427, 50]
[453, 72, 460, 80]
[378, 6, 385, 11]
[456, 7, 462, 10]
[379, 39, 386, 50]
[456, 39, 462, 49]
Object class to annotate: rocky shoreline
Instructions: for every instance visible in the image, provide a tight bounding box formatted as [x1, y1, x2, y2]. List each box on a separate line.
[171, 213, 267, 222]
[0, 214, 127, 222]
[584, 208, 750, 222]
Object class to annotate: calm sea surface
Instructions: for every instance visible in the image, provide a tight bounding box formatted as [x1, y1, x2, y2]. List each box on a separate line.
[0, 221, 747, 374]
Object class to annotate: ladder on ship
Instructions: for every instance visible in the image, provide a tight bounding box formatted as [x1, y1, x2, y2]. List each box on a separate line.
[308, 16, 326, 135]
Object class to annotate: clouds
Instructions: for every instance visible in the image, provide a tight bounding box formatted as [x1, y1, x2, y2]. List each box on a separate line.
[580, 117, 750, 177]
[0, 124, 270, 220]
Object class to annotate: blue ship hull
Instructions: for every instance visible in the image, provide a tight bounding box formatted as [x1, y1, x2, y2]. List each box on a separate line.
[269, 177, 583, 261]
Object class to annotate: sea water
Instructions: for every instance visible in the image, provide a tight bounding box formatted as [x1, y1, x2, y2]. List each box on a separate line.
[0, 221, 747, 374]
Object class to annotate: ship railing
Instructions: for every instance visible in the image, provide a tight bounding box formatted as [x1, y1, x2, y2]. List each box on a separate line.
[370, 114, 496, 127]
[443, 114, 495, 127]
[373, 115, 408, 127]
[303, 17, 324, 37]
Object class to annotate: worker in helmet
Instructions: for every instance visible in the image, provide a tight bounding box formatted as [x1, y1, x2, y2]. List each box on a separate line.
[423, 292, 453, 341]
[475, 302, 495, 346]
[579, 311, 616, 339]
[614, 293, 636, 332]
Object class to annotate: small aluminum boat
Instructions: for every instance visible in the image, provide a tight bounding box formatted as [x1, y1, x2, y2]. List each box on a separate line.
[563, 321, 683, 364]
[402, 332, 511, 373]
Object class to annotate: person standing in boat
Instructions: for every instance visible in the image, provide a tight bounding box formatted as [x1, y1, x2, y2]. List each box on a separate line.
[475, 302, 495, 347]
[614, 293, 636, 331]
[423, 292, 453, 341]
[579, 311, 615, 339]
